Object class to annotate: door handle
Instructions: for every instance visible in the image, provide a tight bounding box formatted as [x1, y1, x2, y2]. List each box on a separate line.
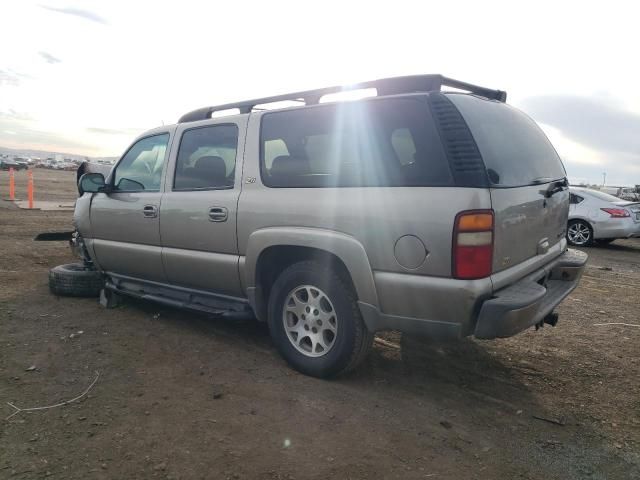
[208, 207, 228, 222]
[143, 205, 158, 218]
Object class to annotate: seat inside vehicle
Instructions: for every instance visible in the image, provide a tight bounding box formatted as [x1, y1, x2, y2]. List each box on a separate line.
[176, 155, 229, 189]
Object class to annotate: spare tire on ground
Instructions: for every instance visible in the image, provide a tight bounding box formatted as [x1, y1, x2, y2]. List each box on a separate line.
[49, 263, 104, 297]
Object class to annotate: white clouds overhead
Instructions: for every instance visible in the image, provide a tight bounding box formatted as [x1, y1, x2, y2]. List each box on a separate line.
[0, 0, 638, 184]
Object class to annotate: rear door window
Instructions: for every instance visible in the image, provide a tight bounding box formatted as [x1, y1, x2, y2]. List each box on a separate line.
[447, 94, 566, 187]
[173, 124, 239, 190]
[259, 98, 452, 188]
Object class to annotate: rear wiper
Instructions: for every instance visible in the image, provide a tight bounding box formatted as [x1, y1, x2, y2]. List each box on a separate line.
[543, 178, 568, 198]
[531, 177, 553, 184]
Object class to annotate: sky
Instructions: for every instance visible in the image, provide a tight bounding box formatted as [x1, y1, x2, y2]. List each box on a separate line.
[1, 0, 639, 185]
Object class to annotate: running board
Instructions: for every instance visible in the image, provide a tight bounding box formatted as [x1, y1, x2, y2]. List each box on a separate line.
[105, 273, 251, 316]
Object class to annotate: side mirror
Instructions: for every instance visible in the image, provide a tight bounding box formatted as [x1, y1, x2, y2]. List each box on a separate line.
[78, 173, 106, 195]
[116, 177, 145, 191]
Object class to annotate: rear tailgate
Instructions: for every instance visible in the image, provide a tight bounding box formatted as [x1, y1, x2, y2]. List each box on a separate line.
[491, 184, 568, 272]
[447, 93, 569, 275]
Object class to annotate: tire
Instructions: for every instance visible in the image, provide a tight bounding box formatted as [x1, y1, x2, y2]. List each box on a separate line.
[49, 263, 104, 297]
[567, 220, 594, 247]
[267, 260, 373, 378]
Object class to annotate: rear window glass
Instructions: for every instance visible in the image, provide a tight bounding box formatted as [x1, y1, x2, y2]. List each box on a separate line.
[582, 189, 623, 202]
[259, 98, 453, 188]
[447, 94, 566, 187]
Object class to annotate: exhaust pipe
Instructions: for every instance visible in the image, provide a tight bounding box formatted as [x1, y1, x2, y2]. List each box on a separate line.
[535, 312, 559, 331]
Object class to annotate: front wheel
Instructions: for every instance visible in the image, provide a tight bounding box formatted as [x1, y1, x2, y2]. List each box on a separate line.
[267, 260, 373, 378]
[567, 220, 593, 247]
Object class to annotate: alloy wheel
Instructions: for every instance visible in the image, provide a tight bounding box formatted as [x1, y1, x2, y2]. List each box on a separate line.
[282, 285, 338, 357]
[568, 222, 591, 246]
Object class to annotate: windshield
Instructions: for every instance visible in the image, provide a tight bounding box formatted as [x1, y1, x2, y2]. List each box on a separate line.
[448, 93, 566, 187]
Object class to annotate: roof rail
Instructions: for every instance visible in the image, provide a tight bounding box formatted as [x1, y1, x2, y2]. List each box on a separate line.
[178, 74, 507, 123]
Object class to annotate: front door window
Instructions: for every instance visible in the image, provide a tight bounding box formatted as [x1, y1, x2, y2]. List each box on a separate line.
[113, 134, 170, 192]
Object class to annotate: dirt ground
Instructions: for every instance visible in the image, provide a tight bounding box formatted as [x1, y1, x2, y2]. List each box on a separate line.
[1, 169, 639, 479]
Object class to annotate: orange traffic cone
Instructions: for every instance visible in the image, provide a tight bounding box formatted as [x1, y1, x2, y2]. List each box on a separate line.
[28, 170, 34, 209]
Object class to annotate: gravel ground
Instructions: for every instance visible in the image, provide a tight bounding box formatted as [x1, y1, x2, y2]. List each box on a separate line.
[0, 169, 638, 479]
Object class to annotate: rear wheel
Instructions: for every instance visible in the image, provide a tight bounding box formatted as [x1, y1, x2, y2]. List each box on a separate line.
[267, 260, 373, 378]
[567, 220, 593, 247]
[49, 263, 104, 297]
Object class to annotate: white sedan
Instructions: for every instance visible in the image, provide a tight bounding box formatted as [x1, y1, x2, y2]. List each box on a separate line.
[568, 187, 640, 246]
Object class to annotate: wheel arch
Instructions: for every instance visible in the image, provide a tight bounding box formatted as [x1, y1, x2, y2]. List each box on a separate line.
[243, 227, 378, 322]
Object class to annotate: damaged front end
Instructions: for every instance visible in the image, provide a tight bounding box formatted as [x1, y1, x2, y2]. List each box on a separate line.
[70, 231, 94, 267]
[34, 160, 103, 268]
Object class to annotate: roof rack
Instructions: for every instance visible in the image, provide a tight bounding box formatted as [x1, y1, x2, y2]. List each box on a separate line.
[178, 74, 507, 123]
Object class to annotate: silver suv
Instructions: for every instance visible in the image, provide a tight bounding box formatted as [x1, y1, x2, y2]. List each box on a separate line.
[63, 75, 587, 377]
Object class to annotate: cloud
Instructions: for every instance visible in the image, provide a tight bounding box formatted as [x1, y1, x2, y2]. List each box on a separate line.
[0, 69, 29, 87]
[39, 5, 107, 24]
[0, 117, 101, 156]
[520, 95, 640, 158]
[38, 51, 62, 64]
[87, 127, 142, 135]
[538, 124, 604, 167]
[0, 109, 34, 122]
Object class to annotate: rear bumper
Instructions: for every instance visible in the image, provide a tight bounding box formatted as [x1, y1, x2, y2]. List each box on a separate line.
[594, 219, 640, 239]
[474, 249, 588, 339]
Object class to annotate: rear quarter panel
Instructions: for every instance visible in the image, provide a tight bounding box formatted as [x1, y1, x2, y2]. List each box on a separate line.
[238, 113, 491, 278]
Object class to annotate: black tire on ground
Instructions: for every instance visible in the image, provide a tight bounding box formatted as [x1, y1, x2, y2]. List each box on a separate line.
[596, 238, 615, 245]
[49, 263, 104, 297]
[267, 260, 374, 378]
[567, 219, 594, 247]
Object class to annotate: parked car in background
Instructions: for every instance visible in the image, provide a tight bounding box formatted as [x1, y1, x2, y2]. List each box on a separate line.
[601, 186, 623, 197]
[14, 158, 30, 169]
[62, 162, 78, 171]
[619, 187, 640, 202]
[568, 187, 640, 246]
[0, 159, 28, 171]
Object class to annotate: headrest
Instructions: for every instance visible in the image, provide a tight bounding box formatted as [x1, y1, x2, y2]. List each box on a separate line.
[270, 155, 310, 177]
[194, 155, 226, 178]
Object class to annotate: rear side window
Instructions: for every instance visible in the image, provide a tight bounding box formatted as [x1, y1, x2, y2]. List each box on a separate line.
[174, 124, 238, 190]
[569, 193, 584, 204]
[447, 94, 566, 187]
[260, 98, 452, 188]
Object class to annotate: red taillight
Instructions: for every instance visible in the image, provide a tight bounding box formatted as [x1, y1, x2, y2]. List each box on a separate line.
[453, 210, 494, 280]
[601, 208, 630, 218]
